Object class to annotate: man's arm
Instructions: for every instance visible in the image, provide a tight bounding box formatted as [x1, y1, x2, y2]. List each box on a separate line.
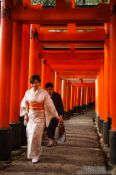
[58, 95, 64, 116]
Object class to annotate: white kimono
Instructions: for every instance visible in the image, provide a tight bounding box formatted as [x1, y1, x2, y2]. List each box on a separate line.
[21, 88, 58, 159]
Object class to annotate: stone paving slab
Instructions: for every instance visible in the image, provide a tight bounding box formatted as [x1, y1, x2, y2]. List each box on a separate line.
[0, 111, 110, 175]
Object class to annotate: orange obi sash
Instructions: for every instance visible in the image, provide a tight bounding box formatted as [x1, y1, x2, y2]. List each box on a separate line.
[29, 102, 44, 110]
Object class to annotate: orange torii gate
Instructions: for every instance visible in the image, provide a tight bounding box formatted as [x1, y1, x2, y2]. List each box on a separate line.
[0, 0, 116, 171]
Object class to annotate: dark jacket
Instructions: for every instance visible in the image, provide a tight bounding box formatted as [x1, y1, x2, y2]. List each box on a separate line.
[51, 92, 64, 116]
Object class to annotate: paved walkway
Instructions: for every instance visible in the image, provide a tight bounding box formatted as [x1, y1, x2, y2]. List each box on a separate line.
[0, 111, 109, 175]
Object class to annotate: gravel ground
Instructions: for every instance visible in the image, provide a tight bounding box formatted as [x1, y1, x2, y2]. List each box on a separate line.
[0, 111, 110, 175]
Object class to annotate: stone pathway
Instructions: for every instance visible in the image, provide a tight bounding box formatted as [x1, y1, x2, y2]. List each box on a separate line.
[0, 111, 110, 175]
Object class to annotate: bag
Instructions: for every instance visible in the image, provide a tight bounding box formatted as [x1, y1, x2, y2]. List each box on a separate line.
[54, 122, 66, 143]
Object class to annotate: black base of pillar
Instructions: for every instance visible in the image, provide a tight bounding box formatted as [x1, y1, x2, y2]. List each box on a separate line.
[10, 122, 21, 150]
[0, 128, 12, 161]
[98, 118, 104, 134]
[103, 121, 109, 145]
[108, 117, 112, 131]
[19, 116, 27, 146]
[109, 130, 116, 165]
[97, 116, 100, 128]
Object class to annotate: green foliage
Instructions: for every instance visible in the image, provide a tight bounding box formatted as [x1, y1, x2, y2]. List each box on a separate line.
[31, 0, 109, 6]
[31, 0, 56, 6]
[75, 0, 100, 5]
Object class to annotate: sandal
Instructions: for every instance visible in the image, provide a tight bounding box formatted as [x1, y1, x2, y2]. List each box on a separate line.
[47, 142, 54, 147]
[47, 140, 57, 147]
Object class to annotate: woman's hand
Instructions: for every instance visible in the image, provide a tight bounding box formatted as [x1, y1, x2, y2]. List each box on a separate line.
[24, 114, 29, 126]
[56, 116, 63, 123]
[25, 101, 29, 113]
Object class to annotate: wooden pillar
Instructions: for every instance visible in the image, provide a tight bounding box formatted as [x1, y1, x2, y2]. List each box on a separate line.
[95, 78, 99, 116]
[92, 85, 95, 103]
[109, 2, 116, 165]
[72, 0, 75, 8]
[104, 24, 110, 121]
[65, 81, 69, 111]
[56, 0, 65, 8]
[9, 22, 22, 124]
[81, 86, 84, 106]
[85, 86, 88, 106]
[72, 85, 75, 108]
[76, 86, 79, 107]
[70, 85, 73, 110]
[78, 86, 81, 107]
[97, 67, 104, 134]
[9, 21, 22, 150]
[0, 0, 13, 128]
[61, 79, 67, 111]
[41, 59, 46, 88]
[74, 86, 77, 107]
[83, 85, 86, 105]
[73, 86, 76, 107]
[101, 67, 104, 121]
[56, 0, 72, 8]
[54, 72, 59, 93]
[102, 25, 110, 145]
[51, 69, 55, 84]
[20, 24, 30, 102]
[28, 24, 41, 87]
[0, 0, 13, 160]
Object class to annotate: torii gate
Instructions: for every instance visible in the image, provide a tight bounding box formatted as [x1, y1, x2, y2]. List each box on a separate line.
[0, 0, 116, 168]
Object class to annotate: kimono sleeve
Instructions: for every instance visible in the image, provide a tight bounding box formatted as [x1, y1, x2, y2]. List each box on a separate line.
[20, 91, 28, 116]
[44, 92, 58, 118]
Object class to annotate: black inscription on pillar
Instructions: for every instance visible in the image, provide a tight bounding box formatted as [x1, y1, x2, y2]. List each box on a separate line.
[30, 29, 39, 40]
[1, 5, 11, 19]
[112, 3, 116, 15]
[105, 33, 110, 39]
[42, 59, 46, 64]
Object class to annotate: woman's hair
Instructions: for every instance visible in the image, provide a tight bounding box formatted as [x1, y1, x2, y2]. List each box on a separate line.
[30, 74, 41, 84]
[45, 82, 54, 88]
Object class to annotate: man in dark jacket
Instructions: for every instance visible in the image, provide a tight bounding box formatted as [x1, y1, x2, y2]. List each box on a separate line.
[45, 82, 64, 146]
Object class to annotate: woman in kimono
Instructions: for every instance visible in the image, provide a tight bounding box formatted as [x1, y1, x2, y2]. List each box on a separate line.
[21, 74, 60, 164]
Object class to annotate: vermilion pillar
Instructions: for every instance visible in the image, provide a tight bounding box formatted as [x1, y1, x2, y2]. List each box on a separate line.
[89, 86, 92, 104]
[83, 86, 86, 106]
[61, 80, 67, 111]
[92, 85, 95, 103]
[97, 66, 104, 135]
[46, 65, 52, 83]
[74, 86, 77, 107]
[73, 86, 75, 108]
[80, 86, 84, 106]
[41, 59, 46, 88]
[72, 85, 75, 109]
[103, 25, 110, 145]
[66, 82, 70, 111]
[28, 24, 41, 87]
[99, 67, 104, 121]
[51, 69, 55, 84]
[0, 0, 13, 160]
[20, 24, 30, 102]
[109, 3, 116, 165]
[85, 86, 88, 106]
[54, 72, 60, 93]
[70, 85, 73, 110]
[10, 22, 22, 124]
[9, 21, 22, 150]
[75, 87, 78, 107]
[97, 72, 102, 133]
[72, 0, 75, 8]
[98, 73, 101, 119]
[95, 78, 99, 116]
[78, 86, 81, 107]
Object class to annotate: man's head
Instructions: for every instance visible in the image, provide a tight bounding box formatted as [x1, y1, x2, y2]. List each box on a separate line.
[45, 82, 54, 96]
